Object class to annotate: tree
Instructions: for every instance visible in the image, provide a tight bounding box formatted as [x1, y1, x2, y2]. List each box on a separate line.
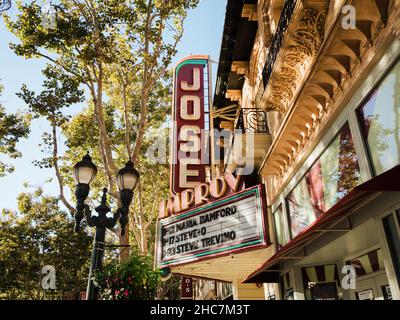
[0, 188, 92, 299]
[157, 275, 182, 300]
[5, 0, 198, 259]
[16, 65, 84, 214]
[0, 82, 30, 177]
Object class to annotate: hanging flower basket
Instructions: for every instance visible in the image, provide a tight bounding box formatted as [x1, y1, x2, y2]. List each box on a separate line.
[93, 252, 161, 300]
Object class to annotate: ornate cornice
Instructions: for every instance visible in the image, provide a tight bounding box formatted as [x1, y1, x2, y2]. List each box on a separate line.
[391, 0, 400, 38]
[242, 4, 258, 21]
[258, 0, 274, 46]
[247, 1, 274, 92]
[262, 3, 328, 113]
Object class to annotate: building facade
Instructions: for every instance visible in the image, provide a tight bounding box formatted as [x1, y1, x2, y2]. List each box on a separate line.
[157, 0, 400, 300]
[212, 0, 400, 300]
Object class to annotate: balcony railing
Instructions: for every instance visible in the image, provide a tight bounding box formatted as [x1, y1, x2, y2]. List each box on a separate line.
[236, 108, 269, 134]
[261, 0, 297, 91]
[222, 108, 270, 172]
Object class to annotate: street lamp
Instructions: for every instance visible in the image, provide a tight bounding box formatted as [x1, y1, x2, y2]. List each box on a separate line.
[116, 160, 140, 237]
[73, 152, 139, 300]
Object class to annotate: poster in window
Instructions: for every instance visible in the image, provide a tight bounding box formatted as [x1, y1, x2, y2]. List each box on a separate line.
[284, 288, 294, 300]
[382, 285, 393, 300]
[309, 282, 338, 300]
[356, 288, 374, 300]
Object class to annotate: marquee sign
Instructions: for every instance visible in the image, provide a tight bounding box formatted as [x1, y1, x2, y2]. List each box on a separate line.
[156, 185, 268, 268]
[170, 55, 210, 194]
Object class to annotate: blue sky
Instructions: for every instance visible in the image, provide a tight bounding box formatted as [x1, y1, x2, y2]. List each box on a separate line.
[0, 0, 227, 211]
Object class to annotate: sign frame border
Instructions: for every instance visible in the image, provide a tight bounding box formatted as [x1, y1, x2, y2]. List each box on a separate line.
[156, 184, 269, 268]
[170, 55, 210, 195]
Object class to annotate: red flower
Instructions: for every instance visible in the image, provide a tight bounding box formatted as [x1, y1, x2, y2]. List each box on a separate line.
[115, 290, 120, 295]
[124, 290, 129, 297]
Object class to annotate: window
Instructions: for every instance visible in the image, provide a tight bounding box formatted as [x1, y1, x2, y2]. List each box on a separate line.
[382, 210, 400, 284]
[287, 123, 361, 238]
[358, 59, 400, 175]
[280, 273, 293, 300]
[273, 205, 289, 249]
[301, 264, 340, 300]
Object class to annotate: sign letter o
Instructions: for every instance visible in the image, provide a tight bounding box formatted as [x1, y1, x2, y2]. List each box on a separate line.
[209, 176, 227, 198]
[180, 95, 201, 120]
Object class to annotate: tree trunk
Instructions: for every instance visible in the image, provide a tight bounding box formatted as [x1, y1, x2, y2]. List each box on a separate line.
[50, 116, 75, 215]
[137, 181, 148, 255]
[119, 222, 130, 262]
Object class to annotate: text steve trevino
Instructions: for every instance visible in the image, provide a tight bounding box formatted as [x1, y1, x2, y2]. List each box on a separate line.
[162, 205, 238, 256]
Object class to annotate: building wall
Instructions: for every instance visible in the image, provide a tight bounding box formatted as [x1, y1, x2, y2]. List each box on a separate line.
[232, 280, 265, 300]
[232, 0, 400, 299]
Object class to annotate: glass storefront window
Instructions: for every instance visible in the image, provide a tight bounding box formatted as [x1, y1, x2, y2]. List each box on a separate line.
[287, 123, 361, 238]
[280, 273, 293, 300]
[273, 205, 289, 249]
[358, 60, 400, 175]
[383, 211, 400, 284]
[301, 264, 340, 300]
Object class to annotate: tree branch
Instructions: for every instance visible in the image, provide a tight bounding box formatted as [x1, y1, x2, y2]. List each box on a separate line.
[50, 115, 76, 215]
[130, 0, 153, 165]
[34, 51, 84, 80]
[116, 67, 132, 156]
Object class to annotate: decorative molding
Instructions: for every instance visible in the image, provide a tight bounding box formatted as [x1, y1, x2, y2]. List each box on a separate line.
[262, 5, 328, 113]
[220, 120, 234, 131]
[242, 4, 258, 21]
[390, 0, 400, 38]
[231, 61, 249, 77]
[258, 0, 274, 45]
[261, 0, 297, 102]
[225, 89, 242, 103]
[249, 31, 268, 96]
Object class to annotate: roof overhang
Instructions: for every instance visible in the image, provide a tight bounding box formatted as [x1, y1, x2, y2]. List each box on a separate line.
[212, 0, 258, 126]
[170, 246, 275, 283]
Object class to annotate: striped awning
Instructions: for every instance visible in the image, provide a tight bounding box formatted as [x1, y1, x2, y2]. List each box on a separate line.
[302, 264, 339, 286]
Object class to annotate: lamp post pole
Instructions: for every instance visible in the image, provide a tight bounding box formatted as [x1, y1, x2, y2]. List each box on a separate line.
[77, 188, 122, 300]
[87, 225, 106, 300]
[85, 189, 114, 300]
